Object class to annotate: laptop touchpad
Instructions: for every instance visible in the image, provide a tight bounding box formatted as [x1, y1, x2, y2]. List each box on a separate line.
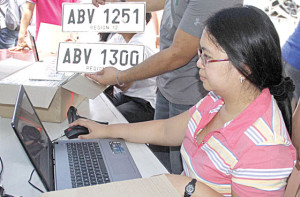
[101, 140, 141, 181]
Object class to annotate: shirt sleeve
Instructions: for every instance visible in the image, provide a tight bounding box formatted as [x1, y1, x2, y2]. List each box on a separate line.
[26, 0, 36, 4]
[179, 0, 243, 38]
[178, 0, 204, 38]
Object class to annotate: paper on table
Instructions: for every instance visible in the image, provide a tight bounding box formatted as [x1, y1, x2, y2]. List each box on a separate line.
[41, 174, 181, 197]
[36, 23, 73, 54]
[0, 62, 70, 87]
[0, 58, 32, 80]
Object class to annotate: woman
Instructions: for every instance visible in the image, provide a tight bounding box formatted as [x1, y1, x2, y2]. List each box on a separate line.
[71, 6, 296, 196]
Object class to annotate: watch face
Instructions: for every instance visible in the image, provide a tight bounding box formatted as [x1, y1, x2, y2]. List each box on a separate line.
[186, 184, 195, 193]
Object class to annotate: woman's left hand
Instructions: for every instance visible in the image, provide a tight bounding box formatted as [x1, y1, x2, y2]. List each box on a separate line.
[165, 174, 191, 195]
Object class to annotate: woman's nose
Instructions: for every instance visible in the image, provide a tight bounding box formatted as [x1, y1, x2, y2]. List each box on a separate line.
[197, 58, 204, 69]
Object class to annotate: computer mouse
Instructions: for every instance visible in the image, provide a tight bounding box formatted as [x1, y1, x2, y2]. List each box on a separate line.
[64, 125, 89, 139]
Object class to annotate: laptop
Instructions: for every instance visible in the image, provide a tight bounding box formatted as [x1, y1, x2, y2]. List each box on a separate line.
[11, 85, 141, 191]
[28, 31, 65, 81]
[28, 30, 40, 62]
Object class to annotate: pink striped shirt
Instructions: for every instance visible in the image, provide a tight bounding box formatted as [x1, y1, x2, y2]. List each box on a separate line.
[181, 89, 296, 196]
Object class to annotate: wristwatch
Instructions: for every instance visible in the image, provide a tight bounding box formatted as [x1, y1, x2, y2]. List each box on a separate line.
[184, 178, 197, 197]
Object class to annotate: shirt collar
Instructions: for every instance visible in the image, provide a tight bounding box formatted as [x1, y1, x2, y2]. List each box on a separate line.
[221, 88, 272, 145]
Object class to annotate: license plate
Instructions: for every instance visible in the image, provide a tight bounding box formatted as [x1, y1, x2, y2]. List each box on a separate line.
[62, 2, 146, 32]
[56, 42, 145, 73]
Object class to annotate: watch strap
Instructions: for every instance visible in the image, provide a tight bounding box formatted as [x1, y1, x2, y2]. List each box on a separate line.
[184, 178, 197, 197]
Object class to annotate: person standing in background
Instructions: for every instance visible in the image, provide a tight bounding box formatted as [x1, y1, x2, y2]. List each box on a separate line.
[282, 21, 300, 106]
[293, 99, 300, 170]
[89, 0, 244, 174]
[105, 13, 157, 123]
[148, 11, 160, 49]
[282, 20, 300, 176]
[0, 0, 26, 49]
[9, 0, 78, 51]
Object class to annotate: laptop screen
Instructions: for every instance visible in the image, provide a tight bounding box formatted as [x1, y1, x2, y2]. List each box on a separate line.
[28, 30, 40, 62]
[11, 86, 54, 191]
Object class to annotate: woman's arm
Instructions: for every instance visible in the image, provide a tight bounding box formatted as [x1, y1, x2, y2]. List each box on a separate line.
[151, 12, 160, 49]
[70, 109, 190, 146]
[166, 174, 223, 197]
[92, 0, 165, 12]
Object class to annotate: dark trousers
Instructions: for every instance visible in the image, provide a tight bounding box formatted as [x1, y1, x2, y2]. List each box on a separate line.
[149, 90, 193, 174]
[105, 87, 154, 123]
[0, 28, 19, 49]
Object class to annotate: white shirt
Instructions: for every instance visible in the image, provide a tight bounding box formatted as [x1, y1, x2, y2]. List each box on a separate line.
[107, 33, 157, 108]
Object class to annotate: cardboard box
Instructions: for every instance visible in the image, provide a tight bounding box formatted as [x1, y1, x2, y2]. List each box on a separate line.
[41, 174, 180, 197]
[0, 61, 106, 123]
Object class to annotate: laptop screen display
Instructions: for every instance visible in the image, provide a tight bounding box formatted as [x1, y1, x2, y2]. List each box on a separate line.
[11, 86, 54, 191]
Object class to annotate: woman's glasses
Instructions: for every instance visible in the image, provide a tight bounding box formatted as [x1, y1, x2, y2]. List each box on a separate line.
[198, 48, 229, 66]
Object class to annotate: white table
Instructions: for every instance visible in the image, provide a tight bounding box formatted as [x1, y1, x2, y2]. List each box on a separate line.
[0, 93, 168, 197]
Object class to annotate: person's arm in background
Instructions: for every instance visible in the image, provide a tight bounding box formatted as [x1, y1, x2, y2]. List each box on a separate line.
[9, 1, 34, 51]
[92, 0, 165, 12]
[151, 11, 160, 49]
[292, 99, 300, 170]
[87, 0, 201, 86]
[86, 28, 200, 86]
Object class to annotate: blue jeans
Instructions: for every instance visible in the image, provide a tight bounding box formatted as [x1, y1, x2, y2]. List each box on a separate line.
[0, 28, 19, 49]
[149, 89, 193, 174]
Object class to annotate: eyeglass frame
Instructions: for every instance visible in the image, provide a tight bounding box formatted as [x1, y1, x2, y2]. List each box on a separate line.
[198, 48, 230, 66]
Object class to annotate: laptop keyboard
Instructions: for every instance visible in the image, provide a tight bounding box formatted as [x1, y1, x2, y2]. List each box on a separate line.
[67, 142, 110, 188]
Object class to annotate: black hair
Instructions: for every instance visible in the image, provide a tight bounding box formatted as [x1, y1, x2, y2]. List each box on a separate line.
[99, 33, 111, 42]
[146, 13, 152, 24]
[205, 6, 295, 135]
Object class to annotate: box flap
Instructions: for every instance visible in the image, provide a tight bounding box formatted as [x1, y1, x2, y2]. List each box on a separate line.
[62, 74, 107, 99]
[24, 85, 58, 108]
[0, 84, 58, 108]
[0, 62, 68, 109]
[0, 84, 20, 105]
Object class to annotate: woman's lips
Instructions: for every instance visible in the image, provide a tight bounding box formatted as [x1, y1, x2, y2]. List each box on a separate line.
[199, 73, 206, 81]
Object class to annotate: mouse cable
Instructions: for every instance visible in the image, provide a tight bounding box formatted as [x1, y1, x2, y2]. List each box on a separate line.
[0, 156, 3, 178]
[51, 134, 66, 143]
[0, 157, 16, 197]
[0, 156, 3, 197]
[28, 169, 44, 193]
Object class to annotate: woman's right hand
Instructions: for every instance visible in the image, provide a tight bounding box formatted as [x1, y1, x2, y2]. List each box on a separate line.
[69, 118, 109, 140]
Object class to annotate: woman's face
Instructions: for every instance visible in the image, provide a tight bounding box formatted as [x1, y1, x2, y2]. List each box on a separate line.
[197, 29, 241, 95]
